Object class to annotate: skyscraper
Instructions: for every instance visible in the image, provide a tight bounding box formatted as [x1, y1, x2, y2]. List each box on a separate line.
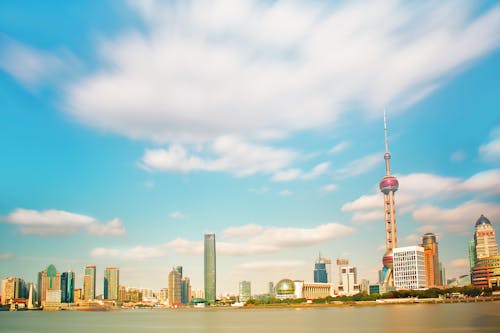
[421, 233, 442, 287]
[474, 215, 498, 259]
[168, 267, 182, 306]
[471, 215, 500, 288]
[379, 111, 399, 288]
[239, 281, 251, 302]
[204, 233, 216, 303]
[37, 264, 61, 307]
[181, 277, 191, 304]
[61, 271, 75, 303]
[83, 265, 96, 301]
[313, 254, 328, 283]
[104, 267, 119, 300]
[393, 246, 426, 290]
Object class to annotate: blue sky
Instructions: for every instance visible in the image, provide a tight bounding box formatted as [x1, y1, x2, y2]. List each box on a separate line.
[1, 0, 499, 296]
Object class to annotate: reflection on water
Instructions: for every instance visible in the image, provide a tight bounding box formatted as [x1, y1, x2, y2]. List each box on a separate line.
[1, 302, 499, 333]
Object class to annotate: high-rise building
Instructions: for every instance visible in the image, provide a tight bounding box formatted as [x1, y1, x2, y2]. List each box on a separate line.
[268, 282, 275, 297]
[337, 259, 359, 295]
[37, 264, 61, 307]
[474, 215, 498, 259]
[379, 112, 399, 288]
[471, 215, 500, 288]
[421, 233, 442, 287]
[313, 254, 329, 283]
[83, 265, 96, 301]
[104, 267, 119, 300]
[204, 233, 216, 303]
[61, 271, 75, 303]
[158, 288, 168, 304]
[1, 277, 16, 305]
[393, 246, 426, 290]
[239, 281, 251, 302]
[168, 268, 182, 306]
[181, 277, 191, 304]
[468, 239, 476, 279]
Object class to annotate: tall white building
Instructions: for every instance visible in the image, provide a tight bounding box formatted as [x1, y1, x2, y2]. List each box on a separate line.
[337, 261, 359, 295]
[393, 246, 426, 290]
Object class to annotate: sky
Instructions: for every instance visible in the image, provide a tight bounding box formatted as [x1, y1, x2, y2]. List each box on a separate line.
[1, 0, 499, 296]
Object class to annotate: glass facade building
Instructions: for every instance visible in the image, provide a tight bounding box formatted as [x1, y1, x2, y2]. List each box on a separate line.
[204, 233, 216, 303]
[84, 265, 96, 301]
[314, 262, 328, 283]
[61, 271, 75, 303]
[104, 267, 119, 300]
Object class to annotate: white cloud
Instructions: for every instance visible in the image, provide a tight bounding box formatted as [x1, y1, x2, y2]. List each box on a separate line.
[90, 246, 165, 260]
[479, 126, 500, 162]
[61, 1, 500, 144]
[141, 136, 297, 177]
[0, 253, 15, 260]
[342, 169, 500, 224]
[329, 141, 350, 155]
[413, 200, 500, 232]
[169, 211, 186, 220]
[167, 222, 355, 256]
[279, 190, 293, 197]
[0, 35, 77, 88]
[164, 238, 203, 255]
[320, 184, 338, 192]
[302, 162, 330, 180]
[450, 150, 466, 163]
[271, 162, 330, 182]
[272, 169, 302, 182]
[2, 208, 125, 236]
[335, 152, 382, 178]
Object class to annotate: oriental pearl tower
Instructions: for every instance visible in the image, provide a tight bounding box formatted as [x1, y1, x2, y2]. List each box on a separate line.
[380, 111, 399, 288]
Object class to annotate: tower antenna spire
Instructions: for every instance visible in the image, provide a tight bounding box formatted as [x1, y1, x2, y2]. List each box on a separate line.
[383, 109, 391, 176]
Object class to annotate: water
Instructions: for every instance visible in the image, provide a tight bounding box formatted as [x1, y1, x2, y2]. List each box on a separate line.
[1, 303, 499, 333]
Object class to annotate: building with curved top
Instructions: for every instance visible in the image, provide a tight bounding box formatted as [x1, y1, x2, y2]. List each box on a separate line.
[421, 233, 442, 287]
[471, 215, 500, 288]
[37, 264, 61, 307]
[474, 215, 498, 259]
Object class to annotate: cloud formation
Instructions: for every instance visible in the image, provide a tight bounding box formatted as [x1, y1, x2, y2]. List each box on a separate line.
[479, 126, 500, 163]
[91, 246, 165, 260]
[93, 222, 355, 258]
[60, 1, 500, 144]
[342, 169, 500, 231]
[3, 208, 125, 236]
[141, 136, 296, 177]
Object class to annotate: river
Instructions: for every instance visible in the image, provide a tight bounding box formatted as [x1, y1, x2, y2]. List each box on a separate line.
[1, 302, 499, 332]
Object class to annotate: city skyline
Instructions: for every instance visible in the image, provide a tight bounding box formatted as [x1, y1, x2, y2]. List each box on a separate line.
[1, 1, 500, 295]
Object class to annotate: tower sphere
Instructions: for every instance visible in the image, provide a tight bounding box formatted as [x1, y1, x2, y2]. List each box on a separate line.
[379, 175, 399, 194]
[382, 250, 394, 269]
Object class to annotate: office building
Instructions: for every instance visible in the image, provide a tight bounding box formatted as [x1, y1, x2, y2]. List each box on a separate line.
[379, 112, 400, 288]
[168, 267, 182, 306]
[1, 277, 17, 305]
[83, 265, 96, 301]
[337, 260, 360, 295]
[471, 215, 500, 288]
[104, 267, 119, 300]
[239, 281, 251, 302]
[61, 271, 75, 303]
[393, 246, 426, 290]
[181, 277, 191, 304]
[313, 254, 329, 283]
[474, 215, 498, 259]
[37, 264, 61, 307]
[421, 233, 442, 287]
[204, 233, 216, 303]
